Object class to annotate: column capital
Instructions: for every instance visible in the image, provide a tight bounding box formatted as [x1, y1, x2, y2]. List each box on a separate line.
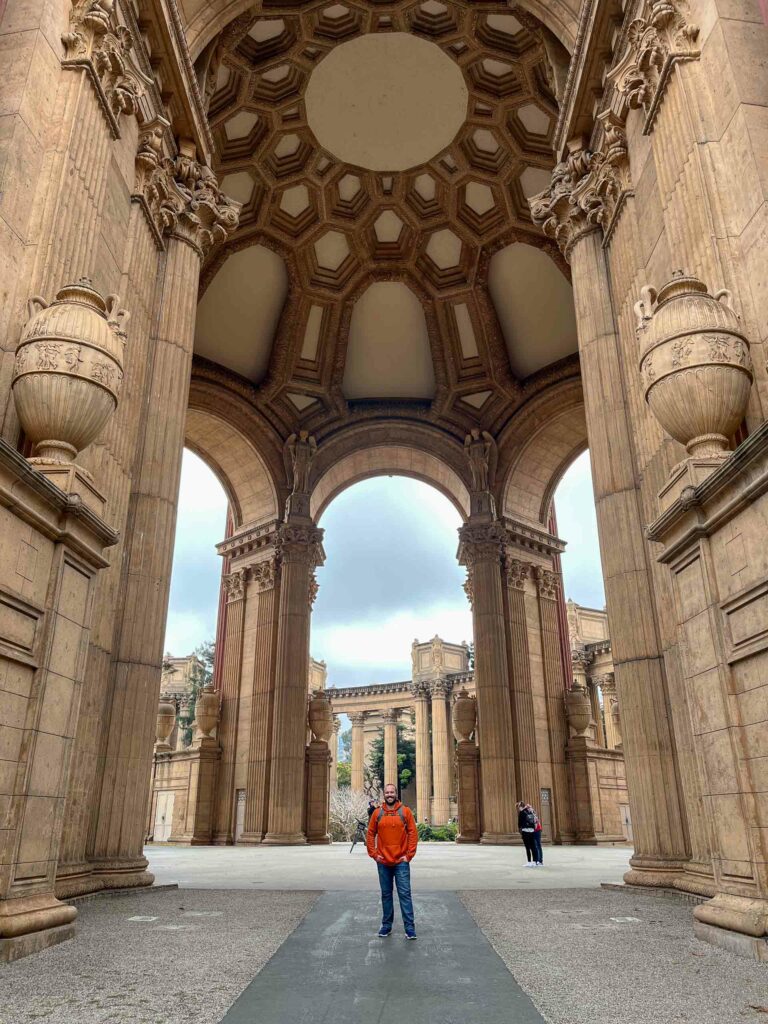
[223, 568, 248, 603]
[504, 556, 531, 591]
[571, 647, 593, 672]
[458, 521, 506, 567]
[277, 522, 325, 568]
[250, 557, 278, 593]
[349, 712, 366, 727]
[382, 708, 400, 724]
[430, 678, 453, 699]
[534, 565, 560, 601]
[600, 674, 617, 697]
[409, 680, 430, 701]
[162, 152, 240, 258]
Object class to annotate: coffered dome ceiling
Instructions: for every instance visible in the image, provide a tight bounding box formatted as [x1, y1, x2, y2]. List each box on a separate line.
[195, 0, 577, 437]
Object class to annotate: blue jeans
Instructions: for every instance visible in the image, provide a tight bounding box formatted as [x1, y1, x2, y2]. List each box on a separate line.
[532, 832, 543, 864]
[377, 862, 415, 934]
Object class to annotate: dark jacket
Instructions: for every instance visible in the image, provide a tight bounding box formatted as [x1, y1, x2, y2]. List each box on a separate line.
[518, 807, 536, 831]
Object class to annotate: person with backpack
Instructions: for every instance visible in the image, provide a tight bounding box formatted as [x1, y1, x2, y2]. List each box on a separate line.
[367, 782, 418, 939]
[517, 800, 538, 866]
[531, 805, 544, 866]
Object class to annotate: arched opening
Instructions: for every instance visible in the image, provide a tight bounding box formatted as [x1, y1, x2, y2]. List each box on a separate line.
[312, 475, 472, 831]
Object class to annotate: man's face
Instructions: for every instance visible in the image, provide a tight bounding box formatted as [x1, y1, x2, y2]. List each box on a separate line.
[383, 785, 397, 805]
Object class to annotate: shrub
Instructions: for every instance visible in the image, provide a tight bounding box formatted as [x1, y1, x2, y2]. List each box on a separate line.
[416, 822, 458, 842]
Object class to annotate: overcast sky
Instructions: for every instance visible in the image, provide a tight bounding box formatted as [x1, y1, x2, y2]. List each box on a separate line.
[164, 449, 605, 683]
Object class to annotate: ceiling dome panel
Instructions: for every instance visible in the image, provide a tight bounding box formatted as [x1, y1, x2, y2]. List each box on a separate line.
[488, 243, 577, 378]
[343, 282, 436, 400]
[195, 246, 288, 383]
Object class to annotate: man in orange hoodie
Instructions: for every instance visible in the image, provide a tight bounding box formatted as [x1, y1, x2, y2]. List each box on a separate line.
[366, 782, 418, 939]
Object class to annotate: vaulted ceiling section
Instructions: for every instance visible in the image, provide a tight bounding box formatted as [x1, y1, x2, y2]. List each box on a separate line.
[194, 0, 578, 440]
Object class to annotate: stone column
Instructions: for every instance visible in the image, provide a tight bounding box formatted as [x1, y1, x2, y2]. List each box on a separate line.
[330, 718, 340, 791]
[601, 677, 618, 750]
[537, 569, 575, 843]
[430, 681, 452, 825]
[503, 557, 540, 807]
[568, 227, 688, 885]
[350, 713, 366, 792]
[411, 683, 432, 822]
[459, 522, 518, 842]
[238, 550, 280, 844]
[212, 569, 248, 843]
[86, 156, 239, 888]
[263, 524, 324, 844]
[383, 709, 399, 789]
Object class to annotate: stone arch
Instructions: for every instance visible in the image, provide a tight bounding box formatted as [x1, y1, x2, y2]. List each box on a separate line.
[184, 0, 578, 63]
[309, 424, 471, 521]
[184, 407, 280, 529]
[499, 379, 588, 528]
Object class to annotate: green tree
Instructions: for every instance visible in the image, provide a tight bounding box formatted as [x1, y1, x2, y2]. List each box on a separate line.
[180, 640, 215, 745]
[336, 761, 352, 787]
[366, 725, 416, 797]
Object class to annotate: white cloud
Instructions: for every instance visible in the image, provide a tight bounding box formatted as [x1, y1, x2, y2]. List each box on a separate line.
[554, 450, 605, 608]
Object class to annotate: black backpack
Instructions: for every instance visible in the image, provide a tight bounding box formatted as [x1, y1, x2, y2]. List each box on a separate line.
[521, 808, 536, 829]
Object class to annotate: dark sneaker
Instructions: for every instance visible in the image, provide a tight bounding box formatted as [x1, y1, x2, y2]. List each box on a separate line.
[405, 931, 417, 940]
[378, 927, 391, 937]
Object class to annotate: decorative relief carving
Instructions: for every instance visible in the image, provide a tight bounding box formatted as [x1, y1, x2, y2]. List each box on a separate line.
[251, 559, 278, 593]
[277, 522, 325, 569]
[607, 0, 699, 134]
[409, 680, 431, 700]
[62, 0, 151, 137]
[535, 565, 559, 600]
[308, 571, 319, 608]
[430, 677, 453, 699]
[462, 568, 474, 610]
[505, 556, 530, 591]
[458, 521, 507, 566]
[223, 568, 248, 602]
[529, 116, 634, 256]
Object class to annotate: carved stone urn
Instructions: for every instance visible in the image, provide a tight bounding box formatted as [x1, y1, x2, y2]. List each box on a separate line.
[308, 689, 333, 743]
[193, 685, 219, 740]
[155, 700, 176, 750]
[565, 682, 592, 738]
[12, 278, 128, 466]
[635, 272, 753, 458]
[452, 688, 477, 743]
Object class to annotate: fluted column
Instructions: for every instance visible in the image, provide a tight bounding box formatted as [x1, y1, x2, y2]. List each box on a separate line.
[240, 555, 280, 843]
[264, 524, 324, 844]
[503, 557, 540, 807]
[87, 171, 239, 887]
[537, 569, 575, 843]
[430, 680, 452, 825]
[459, 522, 518, 842]
[330, 718, 340, 791]
[569, 227, 687, 884]
[602, 676, 619, 750]
[411, 684, 432, 822]
[350, 713, 366, 792]
[211, 569, 248, 843]
[383, 710, 399, 789]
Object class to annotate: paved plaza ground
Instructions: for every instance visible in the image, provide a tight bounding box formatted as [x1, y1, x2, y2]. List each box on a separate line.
[3, 845, 767, 1024]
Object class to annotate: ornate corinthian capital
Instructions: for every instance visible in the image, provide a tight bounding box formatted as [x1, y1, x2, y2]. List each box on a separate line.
[458, 521, 506, 567]
[62, 0, 151, 137]
[277, 523, 325, 569]
[223, 568, 248, 602]
[409, 680, 430, 700]
[535, 565, 560, 600]
[251, 558, 278, 593]
[162, 153, 241, 258]
[504, 556, 530, 591]
[608, 0, 699, 133]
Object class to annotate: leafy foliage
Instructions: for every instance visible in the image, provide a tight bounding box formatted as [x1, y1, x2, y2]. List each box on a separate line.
[416, 822, 458, 842]
[180, 640, 215, 745]
[339, 727, 352, 761]
[336, 761, 352, 787]
[366, 725, 416, 796]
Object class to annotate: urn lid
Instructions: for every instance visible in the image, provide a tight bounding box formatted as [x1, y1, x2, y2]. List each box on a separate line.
[655, 271, 708, 306]
[53, 277, 108, 313]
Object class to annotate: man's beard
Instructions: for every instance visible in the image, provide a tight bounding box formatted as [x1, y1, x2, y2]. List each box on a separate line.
[385, 795, 396, 804]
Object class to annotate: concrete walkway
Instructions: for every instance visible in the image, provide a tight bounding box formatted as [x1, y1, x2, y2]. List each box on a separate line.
[146, 842, 632, 890]
[221, 891, 546, 1024]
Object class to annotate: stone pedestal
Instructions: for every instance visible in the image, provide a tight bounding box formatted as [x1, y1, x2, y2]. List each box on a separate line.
[0, 440, 117, 961]
[455, 742, 482, 843]
[648, 424, 768, 949]
[305, 740, 332, 845]
[566, 737, 628, 844]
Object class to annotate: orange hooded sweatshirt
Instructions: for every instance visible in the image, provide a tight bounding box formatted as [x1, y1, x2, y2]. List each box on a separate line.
[366, 801, 418, 866]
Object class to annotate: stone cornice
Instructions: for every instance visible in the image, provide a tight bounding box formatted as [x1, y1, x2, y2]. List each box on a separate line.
[327, 671, 476, 703]
[502, 516, 566, 558]
[216, 519, 281, 560]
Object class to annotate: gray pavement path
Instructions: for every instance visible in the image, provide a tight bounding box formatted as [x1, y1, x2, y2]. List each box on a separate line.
[146, 841, 632, 890]
[222, 890, 546, 1024]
